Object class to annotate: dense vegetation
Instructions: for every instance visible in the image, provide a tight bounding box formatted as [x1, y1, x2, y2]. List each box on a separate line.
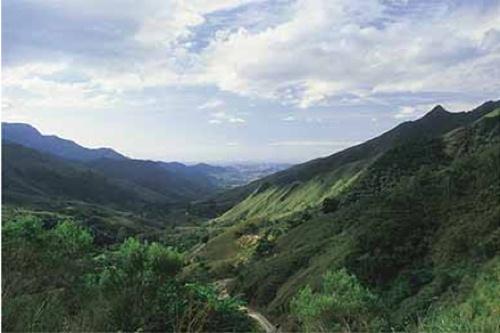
[2, 213, 253, 332]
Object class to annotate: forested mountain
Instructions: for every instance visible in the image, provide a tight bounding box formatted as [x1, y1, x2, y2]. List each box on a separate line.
[2, 143, 163, 208]
[1, 142, 220, 210]
[193, 100, 500, 331]
[2, 123, 289, 210]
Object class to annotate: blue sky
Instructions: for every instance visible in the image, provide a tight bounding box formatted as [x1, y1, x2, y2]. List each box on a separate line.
[2, 0, 500, 163]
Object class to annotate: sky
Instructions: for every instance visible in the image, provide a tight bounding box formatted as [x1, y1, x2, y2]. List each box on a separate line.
[2, 0, 500, 163]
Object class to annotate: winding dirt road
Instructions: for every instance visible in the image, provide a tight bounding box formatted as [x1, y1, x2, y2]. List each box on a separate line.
[243, 307, 278, 333]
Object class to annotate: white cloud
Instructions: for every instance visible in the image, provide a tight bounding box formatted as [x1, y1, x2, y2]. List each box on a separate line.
[209, 110, 246, 124]
[2, 63, 118, 113]
[2, 0, 261, 118]
[4, 0, 499, 123]
[394, 106, 416, 119]
[198, 98, 225, 110]
[194, 0, 500, 107]
[228, 117, 246, 123]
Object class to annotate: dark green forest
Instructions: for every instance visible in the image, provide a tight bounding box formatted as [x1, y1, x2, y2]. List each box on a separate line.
[2, 101, 500, 332]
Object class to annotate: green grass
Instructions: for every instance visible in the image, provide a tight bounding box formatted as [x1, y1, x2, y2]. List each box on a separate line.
[417, 257, 500, 332]
[483, 107, 500, 118]
[217, 161, 364, 223]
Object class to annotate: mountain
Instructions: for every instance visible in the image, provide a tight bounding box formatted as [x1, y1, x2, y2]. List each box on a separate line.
[193, 100, 500, 331]
[1, 123, 229, 208]
[203, 101, 499, 220]
[1, 142, 223, 210]
[2, 123, 126, 161]
[1, 143, 173, 208]
[0, 124, 227, 222]
[1, 123, 287, 199]
[84, 158, 216, 201]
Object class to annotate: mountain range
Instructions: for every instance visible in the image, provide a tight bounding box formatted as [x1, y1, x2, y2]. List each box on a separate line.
[1, 123, 290, 214]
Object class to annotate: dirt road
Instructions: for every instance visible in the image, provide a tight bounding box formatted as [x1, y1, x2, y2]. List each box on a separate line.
[244, 307, 278, 333]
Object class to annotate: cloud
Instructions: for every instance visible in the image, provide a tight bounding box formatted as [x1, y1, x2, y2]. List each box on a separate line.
[208, 110, 246, 124]
[394, 106, 416, 119]
[2, 0, 261, 117]
[3, 0, 499, 128]
[194, 0, 500, 108]
[228, 117, 246, 123]
[198, 98, 225, 109]
[2, 62, 118, 112]
[282, 116, 295, 121]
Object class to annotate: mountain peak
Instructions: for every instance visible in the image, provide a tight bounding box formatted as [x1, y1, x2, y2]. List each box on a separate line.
[2, 122, 41, 135]
[422, 105, 450, 120]
[430, 104, 448, 114]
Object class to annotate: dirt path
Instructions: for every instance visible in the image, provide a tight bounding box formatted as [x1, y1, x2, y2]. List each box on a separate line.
[243, 307, 278, 333]
[187, 242, 206, 259]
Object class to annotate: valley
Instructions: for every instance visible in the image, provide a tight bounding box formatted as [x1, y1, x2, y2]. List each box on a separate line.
[2, 101, 500, 332]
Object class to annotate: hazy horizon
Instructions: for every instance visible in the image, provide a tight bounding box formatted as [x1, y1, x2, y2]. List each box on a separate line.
[3, 0, 500, 162]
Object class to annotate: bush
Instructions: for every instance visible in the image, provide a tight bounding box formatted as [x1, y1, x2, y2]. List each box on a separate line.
[291, 268, 380, 332]
[322, 197, 340, 213]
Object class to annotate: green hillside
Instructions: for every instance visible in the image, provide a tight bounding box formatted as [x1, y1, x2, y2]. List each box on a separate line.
[2, 143, 165, 208]
[1, 141, 224, 214]
[192, 102, 500, 331]
[205, 102, 498, 222]
[1, 144, 211, 241]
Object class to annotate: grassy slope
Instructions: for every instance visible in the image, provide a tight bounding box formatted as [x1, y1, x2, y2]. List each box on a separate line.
[194, 103, 500, 330]
[212, 102, 498, 223]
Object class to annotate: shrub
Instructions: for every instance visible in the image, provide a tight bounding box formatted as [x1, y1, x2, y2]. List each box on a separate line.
[291, 268, 380, 332]
[322, 197, 340, 213]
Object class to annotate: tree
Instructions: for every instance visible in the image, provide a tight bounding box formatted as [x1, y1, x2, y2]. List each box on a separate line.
[322, 197, 340, 213]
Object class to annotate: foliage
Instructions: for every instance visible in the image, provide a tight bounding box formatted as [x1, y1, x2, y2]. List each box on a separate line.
[291, 268, 380, 332]
[417, 257, 500, 332]
[2, 214, 253, 332]
[322, 197, 340, 213]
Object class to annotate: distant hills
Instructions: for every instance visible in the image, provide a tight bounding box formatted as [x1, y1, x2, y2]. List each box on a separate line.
[1, 123, 290, 214]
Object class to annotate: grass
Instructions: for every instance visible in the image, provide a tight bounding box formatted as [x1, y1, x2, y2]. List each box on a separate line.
[217, 160, 365, 223]
[417, 257, 500, 332]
